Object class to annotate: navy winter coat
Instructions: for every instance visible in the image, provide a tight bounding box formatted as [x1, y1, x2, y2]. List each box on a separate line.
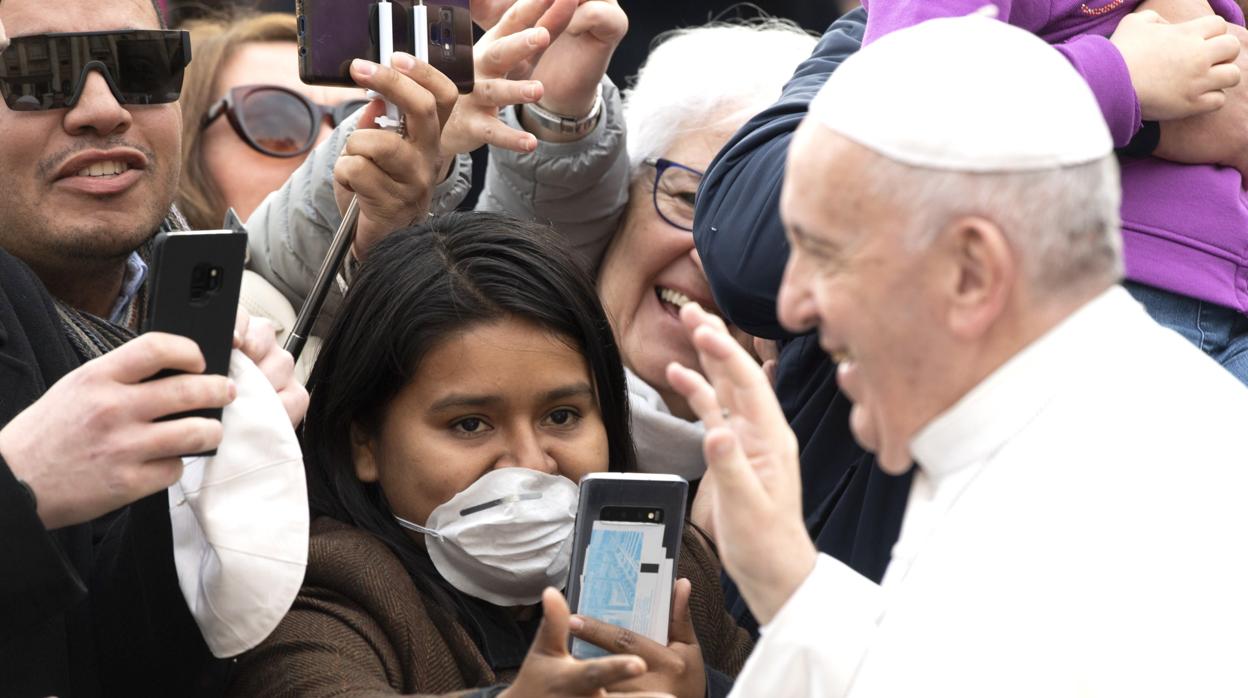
[693, 8, 914, 636]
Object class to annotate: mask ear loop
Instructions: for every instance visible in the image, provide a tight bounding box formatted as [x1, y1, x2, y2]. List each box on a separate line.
[395, 515, 445, 541]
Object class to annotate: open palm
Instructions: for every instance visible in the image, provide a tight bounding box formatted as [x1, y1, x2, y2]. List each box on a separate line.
[666, 303, 817, 626]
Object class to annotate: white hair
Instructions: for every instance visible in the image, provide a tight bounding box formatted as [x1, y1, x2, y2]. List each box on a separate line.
[860, 153, 1124, 293]
[622, 20, 817, 174]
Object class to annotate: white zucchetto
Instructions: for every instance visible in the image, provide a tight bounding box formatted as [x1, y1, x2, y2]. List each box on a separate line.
[807, 12, 1113, 172]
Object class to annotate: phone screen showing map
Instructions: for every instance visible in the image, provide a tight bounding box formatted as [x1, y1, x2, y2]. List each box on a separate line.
[571, 518, 673, 659]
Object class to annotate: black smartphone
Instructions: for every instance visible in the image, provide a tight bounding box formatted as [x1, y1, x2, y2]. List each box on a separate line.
[296, 0, 474, 93]
[143, 228, 247, 441]
[565, 473, 688, 659]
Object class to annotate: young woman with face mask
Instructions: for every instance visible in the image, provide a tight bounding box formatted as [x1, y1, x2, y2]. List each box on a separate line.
[226, 212, 752, 697]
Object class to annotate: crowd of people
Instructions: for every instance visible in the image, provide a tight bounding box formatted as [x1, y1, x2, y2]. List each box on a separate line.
[1, 0, 1246, 696]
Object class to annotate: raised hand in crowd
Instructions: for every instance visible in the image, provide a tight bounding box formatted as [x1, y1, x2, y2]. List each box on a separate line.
[333, 54, 458, 260]
[666, 303, 817, 627]
[568, 578, 708, 698]
[523, 0, 628, 142]
[0, 334, 234, 530]
[1109, 8, 1241, 121]
[439, 0, 578, 157]
[233, 308, 309, 425]
[500, 587, 670, 698]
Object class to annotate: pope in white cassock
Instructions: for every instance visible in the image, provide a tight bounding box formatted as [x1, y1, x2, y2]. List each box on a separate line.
[666, 12, 1248, 698]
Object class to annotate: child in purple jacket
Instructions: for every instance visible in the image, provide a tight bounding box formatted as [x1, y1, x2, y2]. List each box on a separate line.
[862, 0, 1248, 384]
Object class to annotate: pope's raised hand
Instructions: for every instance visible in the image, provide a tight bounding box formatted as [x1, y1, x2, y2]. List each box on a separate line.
[665, 303, 816, 626]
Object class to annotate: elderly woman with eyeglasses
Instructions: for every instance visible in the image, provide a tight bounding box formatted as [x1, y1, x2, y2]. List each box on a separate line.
[478, 19, 816, 482]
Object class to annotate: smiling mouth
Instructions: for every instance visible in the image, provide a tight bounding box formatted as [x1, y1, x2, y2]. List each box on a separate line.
[72, 160, 131, 178]
[657, 286, 694, 311]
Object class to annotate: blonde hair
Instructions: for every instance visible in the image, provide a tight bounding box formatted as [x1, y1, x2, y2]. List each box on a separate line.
[176, 12, 298, 230]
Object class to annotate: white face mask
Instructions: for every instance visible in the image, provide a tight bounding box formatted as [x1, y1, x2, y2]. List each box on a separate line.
[395, 467, 579, 606]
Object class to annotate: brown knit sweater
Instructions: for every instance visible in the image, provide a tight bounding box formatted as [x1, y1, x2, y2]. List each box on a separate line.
[227, 517, 753, 697]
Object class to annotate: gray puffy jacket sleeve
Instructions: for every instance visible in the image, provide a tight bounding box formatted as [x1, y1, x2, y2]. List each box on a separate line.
[245, 110, 472, 318]
[476, 77, 628, 275]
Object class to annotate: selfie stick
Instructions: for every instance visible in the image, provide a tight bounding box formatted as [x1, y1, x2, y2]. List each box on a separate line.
[284, 1, 428, 362]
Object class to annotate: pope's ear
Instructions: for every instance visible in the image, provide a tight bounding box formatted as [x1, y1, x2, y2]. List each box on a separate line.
[941, 216, 1015, 339]
[351, 423, 380, 483]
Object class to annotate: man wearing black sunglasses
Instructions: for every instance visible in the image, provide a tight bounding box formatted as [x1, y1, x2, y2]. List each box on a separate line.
[0, 2, 316, 696]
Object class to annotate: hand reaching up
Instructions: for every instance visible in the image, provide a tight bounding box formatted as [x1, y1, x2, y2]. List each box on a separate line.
[440, 0, 577, 157]
[333, 54, 458, 260]
[666, 303, 817, 626]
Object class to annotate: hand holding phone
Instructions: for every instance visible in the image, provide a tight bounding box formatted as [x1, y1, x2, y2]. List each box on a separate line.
[144, 228, 247, 454]
[564, 473, 687, 655]
[331, 55, 458, 260]
[498, 588, 648, 698]
[567, 578, 708, 698]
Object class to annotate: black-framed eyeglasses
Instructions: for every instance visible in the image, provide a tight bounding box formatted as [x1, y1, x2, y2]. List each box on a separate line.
[0, 30, 191, 112]
[202, 84, 368, 158]
[644, 157, 704, 232]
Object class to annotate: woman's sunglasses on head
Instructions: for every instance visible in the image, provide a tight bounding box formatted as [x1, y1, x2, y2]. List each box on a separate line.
[0, 30, 190, 111]
[202, 85, 368, 159]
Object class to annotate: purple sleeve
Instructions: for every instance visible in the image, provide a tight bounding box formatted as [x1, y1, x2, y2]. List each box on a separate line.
[862, 0, 1015, 44]
[1054, 34, 1141, 148]
[1210, 0, 1247, 25]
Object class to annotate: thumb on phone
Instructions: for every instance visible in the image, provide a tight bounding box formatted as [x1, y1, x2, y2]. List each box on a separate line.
[533, 587, 574, 656]
[668, 578, 698, 646]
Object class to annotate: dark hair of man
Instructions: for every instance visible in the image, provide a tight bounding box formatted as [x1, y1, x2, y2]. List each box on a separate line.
[301, 210, 636, 614]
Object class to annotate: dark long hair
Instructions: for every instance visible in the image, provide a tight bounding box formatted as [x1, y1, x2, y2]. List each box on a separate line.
[301, 211, 635, 612]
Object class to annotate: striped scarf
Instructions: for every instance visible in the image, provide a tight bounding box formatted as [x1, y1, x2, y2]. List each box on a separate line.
[54, 207, 190, 362]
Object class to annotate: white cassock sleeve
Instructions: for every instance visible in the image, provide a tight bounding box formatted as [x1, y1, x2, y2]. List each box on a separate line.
[729, 553, 885, 698]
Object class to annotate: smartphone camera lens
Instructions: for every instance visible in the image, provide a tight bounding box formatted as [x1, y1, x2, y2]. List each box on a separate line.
[189, 263, 224, 306]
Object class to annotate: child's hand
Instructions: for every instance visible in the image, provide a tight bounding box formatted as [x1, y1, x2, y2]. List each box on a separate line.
[1154, 23, 1248, 181]
[1111, 10, 1241, 120]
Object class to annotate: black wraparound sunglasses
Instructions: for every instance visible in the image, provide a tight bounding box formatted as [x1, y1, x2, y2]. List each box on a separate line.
[202, 84, 368, 158]
[0, 30, 190, 111]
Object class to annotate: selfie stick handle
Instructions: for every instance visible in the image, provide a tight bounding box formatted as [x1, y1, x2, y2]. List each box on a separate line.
[285, 2, 414, 362]
[413, 3, 429, 63]
[370, 1, 403, 129]
[284, 195, 360, 361]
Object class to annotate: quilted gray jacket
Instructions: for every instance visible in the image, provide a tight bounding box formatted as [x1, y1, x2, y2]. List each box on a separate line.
[476, 77, 629, 275]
